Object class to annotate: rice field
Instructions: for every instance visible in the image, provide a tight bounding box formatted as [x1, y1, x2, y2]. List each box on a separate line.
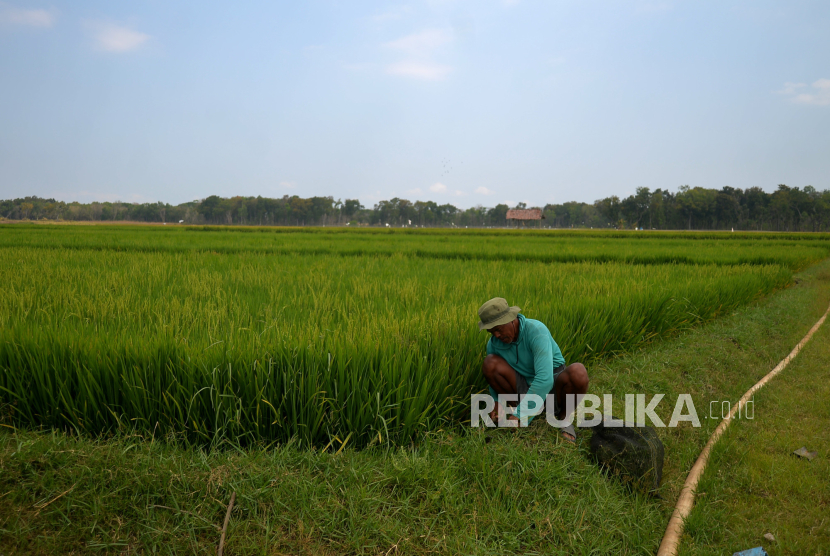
[2, 224, 829, 269]
[0, 225, 826, 448]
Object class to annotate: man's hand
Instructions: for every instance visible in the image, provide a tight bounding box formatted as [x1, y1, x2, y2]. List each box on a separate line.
[488, 401, 502, 423]
[489, 401, 519, 426]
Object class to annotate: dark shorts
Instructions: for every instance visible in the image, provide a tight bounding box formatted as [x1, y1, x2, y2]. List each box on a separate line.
[516, 364, 566, 417]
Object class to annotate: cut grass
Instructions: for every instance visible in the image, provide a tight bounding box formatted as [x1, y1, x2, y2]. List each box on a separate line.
[0, 425, 666, 555]
[2, 259, 829, 554]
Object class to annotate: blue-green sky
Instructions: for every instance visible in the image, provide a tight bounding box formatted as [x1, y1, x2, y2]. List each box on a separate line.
[1, 1, 828, 208]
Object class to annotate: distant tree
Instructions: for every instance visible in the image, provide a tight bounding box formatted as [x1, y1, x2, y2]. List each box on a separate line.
[649, 189, 666, 229]
[343, 199, 363, 220]
[198, 196, 222, 223]
[715, 187, 740, 229]
[487, 204, 509, 227]
[619, 187, 651, 228]
[20, 202, 34, 219]
[769, 185, 793, 231]
[594, 196, 621, 227]
[5, 186, 830, 230]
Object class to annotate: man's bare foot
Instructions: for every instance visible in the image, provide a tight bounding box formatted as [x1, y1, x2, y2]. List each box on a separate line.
[560, 422, 577, 444]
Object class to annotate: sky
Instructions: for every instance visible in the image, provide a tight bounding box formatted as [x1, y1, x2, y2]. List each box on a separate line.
[1, 1, 828, 209]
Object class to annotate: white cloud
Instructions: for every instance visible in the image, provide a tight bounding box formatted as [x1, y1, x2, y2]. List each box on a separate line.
[88, 22, 150, 53]
[407, 187, 423, 195]
[778, 79, 830, 106]
[384, 28, 454, 81]
[475, 186, 494, 195]
[384, 28, 452, 55]
[454, 190, 466, 196]
[794, 79, 830, 106]
[386, 61, 452, 80]
[0, 4, 55, 27]
[280, 181, 296, 189]
[779, 82, 806, 95]
[429, 182, 447, 193]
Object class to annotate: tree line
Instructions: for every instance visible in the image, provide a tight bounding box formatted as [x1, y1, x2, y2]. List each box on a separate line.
[2, 184, 829, 231]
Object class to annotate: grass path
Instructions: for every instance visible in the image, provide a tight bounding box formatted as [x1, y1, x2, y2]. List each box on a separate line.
[677, 289, 830, 554]
[2, 260, 829, 555]
[588, 257, 830, 511]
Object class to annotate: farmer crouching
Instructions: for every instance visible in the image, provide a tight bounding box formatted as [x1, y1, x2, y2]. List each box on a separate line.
[479, 297, 589, 442]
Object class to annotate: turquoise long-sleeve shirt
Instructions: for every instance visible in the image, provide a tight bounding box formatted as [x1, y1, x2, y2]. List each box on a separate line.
[486, 314, 566, 423]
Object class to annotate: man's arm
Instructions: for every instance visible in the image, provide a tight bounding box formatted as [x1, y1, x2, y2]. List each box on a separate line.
[515, 326, 554, 423]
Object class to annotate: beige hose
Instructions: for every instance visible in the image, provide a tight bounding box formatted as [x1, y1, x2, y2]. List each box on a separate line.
[657, 301, 830, 556]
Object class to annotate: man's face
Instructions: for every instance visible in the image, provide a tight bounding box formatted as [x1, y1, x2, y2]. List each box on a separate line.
[488, 319, 518, 343]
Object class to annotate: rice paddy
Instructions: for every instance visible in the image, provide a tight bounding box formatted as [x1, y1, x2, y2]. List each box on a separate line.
[0, 225, 827, 448]
[2, 224, 829, 269]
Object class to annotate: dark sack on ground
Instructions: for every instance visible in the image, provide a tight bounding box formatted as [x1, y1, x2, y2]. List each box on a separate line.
[586, 418, 664, 495]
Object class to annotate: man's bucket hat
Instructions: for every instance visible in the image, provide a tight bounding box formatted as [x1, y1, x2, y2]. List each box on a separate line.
[477, 297, 521, 331]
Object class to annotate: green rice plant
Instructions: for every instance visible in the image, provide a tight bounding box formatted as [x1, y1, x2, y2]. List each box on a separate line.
[1, 224, 828, 270]
[0, 239, 794, 448]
